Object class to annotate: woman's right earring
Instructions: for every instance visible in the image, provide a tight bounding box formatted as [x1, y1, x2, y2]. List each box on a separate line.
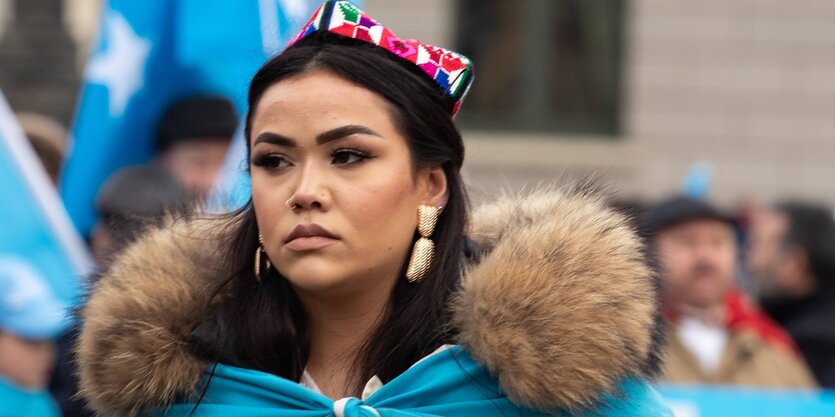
[254, 234, 272, 282]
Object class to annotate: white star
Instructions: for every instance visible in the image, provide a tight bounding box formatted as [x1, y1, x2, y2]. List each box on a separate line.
[85, 11, 151, 117]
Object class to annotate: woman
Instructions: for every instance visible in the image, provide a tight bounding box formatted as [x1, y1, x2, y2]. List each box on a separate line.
[77, 2, 671, 416]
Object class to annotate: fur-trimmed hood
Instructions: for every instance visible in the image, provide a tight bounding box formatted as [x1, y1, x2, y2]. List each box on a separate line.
[77, 188, 663, 416]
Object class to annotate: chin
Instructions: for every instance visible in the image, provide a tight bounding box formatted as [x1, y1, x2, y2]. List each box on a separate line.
[278, 262, 348, 292]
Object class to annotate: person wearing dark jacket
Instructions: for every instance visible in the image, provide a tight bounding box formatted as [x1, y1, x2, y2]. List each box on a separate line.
[748, 201, 835, 387]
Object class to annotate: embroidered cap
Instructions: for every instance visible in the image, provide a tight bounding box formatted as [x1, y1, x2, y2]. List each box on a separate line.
[288, 1, 474, 117]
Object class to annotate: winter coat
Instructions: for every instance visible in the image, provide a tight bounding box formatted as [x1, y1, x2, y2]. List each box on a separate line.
[663, 324, 817, 388]
[764, 288, 835, 388]
[76, 189, 671, 416]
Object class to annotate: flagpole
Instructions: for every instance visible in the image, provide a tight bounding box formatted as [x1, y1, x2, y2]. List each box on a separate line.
[0, 91, 95, 277]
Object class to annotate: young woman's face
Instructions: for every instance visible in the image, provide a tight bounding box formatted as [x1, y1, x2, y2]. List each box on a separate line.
[249, 70, 446, 299]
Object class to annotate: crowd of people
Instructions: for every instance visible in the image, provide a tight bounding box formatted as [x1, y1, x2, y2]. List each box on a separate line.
[1, 1, 834, 416]
[636, 196, 835, 389]
[2, 94, 238, 416]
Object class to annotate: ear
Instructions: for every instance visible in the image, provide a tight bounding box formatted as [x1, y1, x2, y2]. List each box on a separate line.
[416, 166, 448, 208]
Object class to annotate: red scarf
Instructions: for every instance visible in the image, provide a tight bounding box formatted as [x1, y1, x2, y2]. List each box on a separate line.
[725, 289, 799, 354]
[665, 288, 800, 355]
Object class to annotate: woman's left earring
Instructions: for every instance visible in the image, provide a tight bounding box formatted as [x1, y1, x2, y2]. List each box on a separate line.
[406, 205, 440, 283]
[255, 234, 272, 282]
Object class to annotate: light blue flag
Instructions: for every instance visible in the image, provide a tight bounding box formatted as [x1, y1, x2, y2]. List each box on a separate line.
[0, 90, 93, 304]
[210, 0, 323, 211]
[681, 160, 714, 199]
[660, 384, 835, 417]
[62, 0, 320, 236]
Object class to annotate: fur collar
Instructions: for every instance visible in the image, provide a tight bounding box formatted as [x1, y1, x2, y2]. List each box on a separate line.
[77, 188, 662, 416]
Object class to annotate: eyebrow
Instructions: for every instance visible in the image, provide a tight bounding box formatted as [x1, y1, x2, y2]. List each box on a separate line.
[253, 124, 382, 148]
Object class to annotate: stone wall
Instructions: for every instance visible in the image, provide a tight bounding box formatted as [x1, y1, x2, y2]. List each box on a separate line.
[0, 0, 79, 125]
[1, 0, 832, 207]
[367, 0, 835, 207]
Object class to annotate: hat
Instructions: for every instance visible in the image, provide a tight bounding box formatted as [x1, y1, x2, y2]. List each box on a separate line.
[288, 1, 475, 116]
[641, 196, 734, 236]
[0, 256, 72, 340]
[156, 96, 238, 153]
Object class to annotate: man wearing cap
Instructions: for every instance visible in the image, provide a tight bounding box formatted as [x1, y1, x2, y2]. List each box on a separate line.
[154, 95, 237, 199]
[0, 256, 70, 416]
[643, 196, 815, 388]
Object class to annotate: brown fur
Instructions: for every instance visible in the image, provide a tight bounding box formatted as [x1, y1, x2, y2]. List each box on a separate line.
[76, 218, 236, 416]
[77, 189, 660, 416]
[454, 187, 659, 412]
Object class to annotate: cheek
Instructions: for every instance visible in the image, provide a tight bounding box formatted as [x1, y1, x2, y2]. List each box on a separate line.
[343, 170, 417, 245]
[659, 248, 683, 274]
[251, 175, 286, 239]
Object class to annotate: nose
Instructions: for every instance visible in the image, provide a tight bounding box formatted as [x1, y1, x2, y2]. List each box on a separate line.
[287, 160, 332, 212]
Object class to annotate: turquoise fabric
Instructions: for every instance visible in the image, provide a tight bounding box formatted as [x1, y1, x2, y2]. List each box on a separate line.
[152, 346, 672, 417]
[0, 376, 61, 417]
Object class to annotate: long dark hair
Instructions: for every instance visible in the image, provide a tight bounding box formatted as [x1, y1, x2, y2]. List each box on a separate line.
[776, 202, 835, 292]
[191, 33, 471, 395]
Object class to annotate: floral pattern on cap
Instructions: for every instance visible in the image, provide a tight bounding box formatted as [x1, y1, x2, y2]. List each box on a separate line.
[288, 1, 474, 117]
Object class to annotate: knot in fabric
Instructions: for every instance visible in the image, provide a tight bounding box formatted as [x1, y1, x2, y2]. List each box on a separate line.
[332, 397, 381, 417]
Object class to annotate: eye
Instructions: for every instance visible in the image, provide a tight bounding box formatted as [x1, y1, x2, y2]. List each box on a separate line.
[251, 154, 291, 170]
[331, 148, 371, 165]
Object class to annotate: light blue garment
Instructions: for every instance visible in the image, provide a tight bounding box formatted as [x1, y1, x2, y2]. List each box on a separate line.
[0, 377, 61, 417]
[152, 346, 671, 417]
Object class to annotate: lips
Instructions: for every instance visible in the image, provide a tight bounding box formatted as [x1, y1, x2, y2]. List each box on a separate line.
[284, 224, 339, 251]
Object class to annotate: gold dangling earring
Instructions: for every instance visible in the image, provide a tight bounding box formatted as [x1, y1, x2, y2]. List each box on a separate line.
[406, 204, 440, 283]
[255, 234, 272, 282]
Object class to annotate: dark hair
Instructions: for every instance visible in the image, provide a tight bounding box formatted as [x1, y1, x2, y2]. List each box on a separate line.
[155, 95, 238, 153]
[192, 34, 470, 395]
[775, 201, 835, 290]
[95, 164, 191, 262]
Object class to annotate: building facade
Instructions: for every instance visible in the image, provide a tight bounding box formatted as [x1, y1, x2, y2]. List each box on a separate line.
[1, 0, 833, 207]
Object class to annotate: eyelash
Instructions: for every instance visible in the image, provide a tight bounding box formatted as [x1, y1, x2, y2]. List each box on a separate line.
[330, 147, 372, 165]
[250, 148, 373, 171]
[251, 154, 289, 170]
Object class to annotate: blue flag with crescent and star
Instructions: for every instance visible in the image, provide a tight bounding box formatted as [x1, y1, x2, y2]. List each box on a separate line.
[0, 89, 92, 304]
[61, 0, 319, 236]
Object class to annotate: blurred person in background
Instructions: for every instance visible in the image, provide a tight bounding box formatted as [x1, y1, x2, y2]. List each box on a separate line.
[0, 256, 71, 417]
[747, 201, 835, 387]
[89, 164, 191, 270]
[153, 95, 237, 199]
[48, 164, 191, 417]
[643, 196, 816, 388]
[16, 112, 68, 186]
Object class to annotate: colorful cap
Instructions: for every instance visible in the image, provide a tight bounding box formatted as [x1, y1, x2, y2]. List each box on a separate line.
[288, 1, 474, 117]
[0, 256, 72, 340]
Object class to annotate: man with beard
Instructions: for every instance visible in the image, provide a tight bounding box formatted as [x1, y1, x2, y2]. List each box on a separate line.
[643, 196, 815, 388]
[747, 201, 835, 387]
